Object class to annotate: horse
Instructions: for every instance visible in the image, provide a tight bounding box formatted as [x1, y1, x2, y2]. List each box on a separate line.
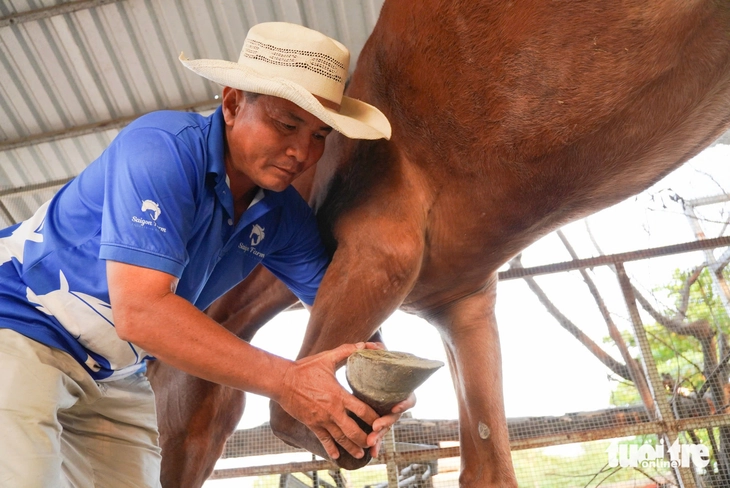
[148, 0, 730, 486]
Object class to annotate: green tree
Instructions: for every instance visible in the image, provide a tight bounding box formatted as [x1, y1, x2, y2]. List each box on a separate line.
[608, 265, 730, 486]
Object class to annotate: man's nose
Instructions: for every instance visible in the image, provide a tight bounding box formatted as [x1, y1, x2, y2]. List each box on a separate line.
[285, 134, 311, 163]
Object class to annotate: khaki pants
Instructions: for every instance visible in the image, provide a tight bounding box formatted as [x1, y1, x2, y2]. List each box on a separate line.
[0, 329, 162, 488]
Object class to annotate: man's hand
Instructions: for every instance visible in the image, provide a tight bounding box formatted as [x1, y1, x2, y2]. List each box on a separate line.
[277, 342, 380, 460]
[367, 393, 417, 457]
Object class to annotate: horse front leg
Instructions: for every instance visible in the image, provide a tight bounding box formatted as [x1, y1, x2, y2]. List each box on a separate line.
[149, 266, 298, 488]
[426, 279, 518, 488]
[269, 201, 426, 469]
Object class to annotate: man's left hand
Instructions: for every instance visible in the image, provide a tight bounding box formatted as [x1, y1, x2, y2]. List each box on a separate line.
[366, 393, 417, 457]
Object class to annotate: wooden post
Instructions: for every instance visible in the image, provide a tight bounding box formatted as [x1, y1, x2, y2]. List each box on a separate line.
[615, 262, 698, 488]
[383, 429, 399, 487]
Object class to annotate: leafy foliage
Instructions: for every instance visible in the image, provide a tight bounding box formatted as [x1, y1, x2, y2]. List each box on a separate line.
[609, 266, 730, 407]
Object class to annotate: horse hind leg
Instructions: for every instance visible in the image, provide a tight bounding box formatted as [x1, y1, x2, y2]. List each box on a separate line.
[425, 280, 518, 487]
[148, 362, 245, 487]
[150, 267, 300, 487]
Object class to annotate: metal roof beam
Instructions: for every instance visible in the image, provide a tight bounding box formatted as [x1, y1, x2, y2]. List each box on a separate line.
[0, 177, 73, 198]
[0, 0, 125, 28]
[0, 100, 220, 152]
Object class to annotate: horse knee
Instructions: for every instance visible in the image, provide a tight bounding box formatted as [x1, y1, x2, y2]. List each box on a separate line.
[456, 435, 518, 488]
[341, 226, 423, 292]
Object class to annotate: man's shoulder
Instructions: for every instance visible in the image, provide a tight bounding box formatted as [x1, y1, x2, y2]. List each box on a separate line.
[126, 110, 212, 139]
[108, 108, 224, 176]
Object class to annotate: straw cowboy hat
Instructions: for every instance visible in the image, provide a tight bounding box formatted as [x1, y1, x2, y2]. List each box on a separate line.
[179, 22, 391, 140]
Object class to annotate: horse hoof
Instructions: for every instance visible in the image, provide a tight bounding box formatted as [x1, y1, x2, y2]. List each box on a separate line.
[334, 448, 372, 470]
[337, 350, 442, 471]
[346, 349, 443, 415]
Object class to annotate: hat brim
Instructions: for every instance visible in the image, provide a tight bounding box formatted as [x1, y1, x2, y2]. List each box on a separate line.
[179, 54, 391, 140]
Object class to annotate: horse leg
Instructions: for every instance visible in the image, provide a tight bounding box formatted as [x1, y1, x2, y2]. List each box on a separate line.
[147, 361, 245, 487]
[269, 187, 427, 469]
[149, 266, 298, 487]
[425, 279, 517, 488]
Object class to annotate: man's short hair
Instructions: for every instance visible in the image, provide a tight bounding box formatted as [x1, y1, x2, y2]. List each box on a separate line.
[242, 91, 261, 103]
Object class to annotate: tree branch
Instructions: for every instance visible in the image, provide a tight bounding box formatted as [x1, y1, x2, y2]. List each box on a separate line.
[556, 230, 654, 408]
[509, 254, 632, 381]
[697, 347, 730, 400]
[633, 290, 714, 342]
[678, 265, 705, 317]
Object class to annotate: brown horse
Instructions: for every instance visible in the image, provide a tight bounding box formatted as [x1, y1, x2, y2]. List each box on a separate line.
[148, 0, 730, 486]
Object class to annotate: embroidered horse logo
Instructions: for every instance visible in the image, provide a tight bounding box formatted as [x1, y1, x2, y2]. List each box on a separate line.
[141, 200, 161, 221]
[250, 224, 265, 246]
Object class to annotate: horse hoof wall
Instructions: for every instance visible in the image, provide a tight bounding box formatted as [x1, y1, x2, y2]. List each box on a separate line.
[346, 349, 444, 415]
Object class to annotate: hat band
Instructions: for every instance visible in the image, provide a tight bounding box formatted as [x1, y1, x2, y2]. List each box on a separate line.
[242, 39, 346, 84]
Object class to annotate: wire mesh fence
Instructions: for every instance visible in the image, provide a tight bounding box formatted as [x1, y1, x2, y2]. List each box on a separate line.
[201, 149, 730, 487]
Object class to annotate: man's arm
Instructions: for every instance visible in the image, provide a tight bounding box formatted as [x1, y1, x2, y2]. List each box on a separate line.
[107, 260, 379, 460]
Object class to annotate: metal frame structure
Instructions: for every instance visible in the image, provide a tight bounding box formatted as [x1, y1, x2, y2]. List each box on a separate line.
[211, 195, 730, 487]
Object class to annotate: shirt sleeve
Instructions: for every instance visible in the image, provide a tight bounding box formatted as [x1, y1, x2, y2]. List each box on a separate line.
[262, 203, 329, 306]
[98, 127, 200, 278]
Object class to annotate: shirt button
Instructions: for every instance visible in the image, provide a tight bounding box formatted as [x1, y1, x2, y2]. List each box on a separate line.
[227, 219, 233, 225]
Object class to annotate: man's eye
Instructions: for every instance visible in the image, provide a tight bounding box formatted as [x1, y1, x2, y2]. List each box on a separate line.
[279, 121, 296, 131]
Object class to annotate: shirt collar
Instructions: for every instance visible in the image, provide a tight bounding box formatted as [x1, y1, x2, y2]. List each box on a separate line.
[248, 188, 264, 209]
[208, 106, 226, 185]
[208, 106, 237, 219]
[209, 105, 268, 223]
[224, 174, 264, 210]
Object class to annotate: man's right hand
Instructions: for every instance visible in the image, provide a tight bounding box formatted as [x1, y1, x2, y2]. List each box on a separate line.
[276, 342, 380, 460]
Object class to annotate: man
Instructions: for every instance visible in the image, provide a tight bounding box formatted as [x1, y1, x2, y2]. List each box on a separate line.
[0, 22, 409, 487]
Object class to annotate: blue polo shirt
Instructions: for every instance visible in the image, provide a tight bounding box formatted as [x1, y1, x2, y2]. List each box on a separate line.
[0, 107, 328, 381]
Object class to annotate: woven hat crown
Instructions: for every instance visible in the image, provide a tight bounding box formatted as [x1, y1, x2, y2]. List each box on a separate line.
[240, 23, 349, 108]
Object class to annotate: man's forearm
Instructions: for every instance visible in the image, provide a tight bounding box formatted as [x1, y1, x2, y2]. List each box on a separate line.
[116, 290, 291, 403]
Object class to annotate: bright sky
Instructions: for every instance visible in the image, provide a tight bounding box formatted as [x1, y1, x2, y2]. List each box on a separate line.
[236, 142, 730, 430]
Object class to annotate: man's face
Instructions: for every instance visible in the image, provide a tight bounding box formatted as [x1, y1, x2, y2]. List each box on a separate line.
[222, 89, 333, 192]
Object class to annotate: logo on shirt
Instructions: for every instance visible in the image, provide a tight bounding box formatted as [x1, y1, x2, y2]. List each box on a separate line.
[250, 224, 265, 246]
[132, 199, 166, 232]
[141, 200, 161, 221]
[238, 224, 266, 258]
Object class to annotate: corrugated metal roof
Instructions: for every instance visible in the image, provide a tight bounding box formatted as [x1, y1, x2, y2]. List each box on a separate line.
[0, 0, 384, 223]
[2, 0, 728, 227]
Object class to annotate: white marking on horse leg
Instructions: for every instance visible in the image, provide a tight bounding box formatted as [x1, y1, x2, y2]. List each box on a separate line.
[478, 421, 490, 440]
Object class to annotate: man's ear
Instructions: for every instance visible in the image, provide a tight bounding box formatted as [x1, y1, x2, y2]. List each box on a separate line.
[221, 87, 242, 126]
